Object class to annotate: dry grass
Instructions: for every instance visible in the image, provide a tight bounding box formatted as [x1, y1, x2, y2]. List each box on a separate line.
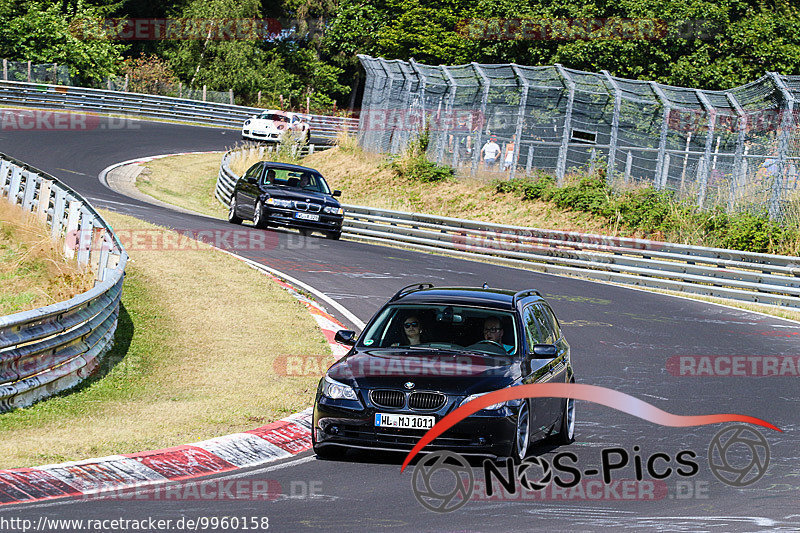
[303, 145, 616, 234]
[0, 201, 94, 315]
[0, 210, 330, 468]
[137, 153, 229, 219]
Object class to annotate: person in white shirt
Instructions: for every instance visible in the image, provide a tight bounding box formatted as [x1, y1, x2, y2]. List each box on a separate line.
[481, 135, 501, 170]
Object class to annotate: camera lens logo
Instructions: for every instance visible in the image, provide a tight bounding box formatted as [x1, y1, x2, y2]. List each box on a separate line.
[708, 425, 770, 487]
[517, 457, 552, 491]
[411, 451, 474, 513]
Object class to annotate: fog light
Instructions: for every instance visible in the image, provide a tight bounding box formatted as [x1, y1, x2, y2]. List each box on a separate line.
[477, 437, 487, 445]
[328, 425, 340, 435]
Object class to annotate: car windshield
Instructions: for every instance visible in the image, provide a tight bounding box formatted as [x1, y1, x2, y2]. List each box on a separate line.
[262, 167, 331, 194]
[359, 304, 518, 356]
[258, 113, 289, 122]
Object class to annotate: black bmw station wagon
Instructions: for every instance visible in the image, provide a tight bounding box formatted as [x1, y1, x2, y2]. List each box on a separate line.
[228, 162, 344, 239]
[313, 284, 576, 461]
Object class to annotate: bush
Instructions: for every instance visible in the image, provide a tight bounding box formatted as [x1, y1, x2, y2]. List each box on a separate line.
[391, 129, 455, 183]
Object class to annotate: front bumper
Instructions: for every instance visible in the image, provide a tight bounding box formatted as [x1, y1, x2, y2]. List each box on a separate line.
[242, 129, 282, 141]
[264, 207, 343, 233]
[313, 397, 517, 457]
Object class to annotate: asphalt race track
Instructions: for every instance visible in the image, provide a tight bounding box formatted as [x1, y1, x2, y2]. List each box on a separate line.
[1, 115, 799, 531]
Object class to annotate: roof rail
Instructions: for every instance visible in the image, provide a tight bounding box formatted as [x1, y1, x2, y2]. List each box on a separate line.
[390, 283, 434, 302]
[512, 289, 542, 306]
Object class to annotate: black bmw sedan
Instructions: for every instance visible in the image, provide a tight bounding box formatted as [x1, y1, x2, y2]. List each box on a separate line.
[228, 161, 344, 239]
[313, 284, 576, 461]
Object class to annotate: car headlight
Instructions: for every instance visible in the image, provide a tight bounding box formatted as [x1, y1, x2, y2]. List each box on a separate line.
[266, 198, 293, 208]
[460, 392, 523, 411]
[322, 375, 358, 401]
[323, 206, 343, 215]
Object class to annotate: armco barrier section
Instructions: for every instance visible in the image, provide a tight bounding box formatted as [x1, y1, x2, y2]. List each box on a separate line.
[0, 154, 127, 412]
[215, 157, 800, 309]
[0, 80, 359, 140]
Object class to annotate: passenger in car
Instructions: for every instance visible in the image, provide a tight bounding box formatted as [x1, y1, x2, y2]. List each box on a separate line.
[264, 169, 276, 184]
[483, 317, 514, 354]
[394, 315, 423, 346]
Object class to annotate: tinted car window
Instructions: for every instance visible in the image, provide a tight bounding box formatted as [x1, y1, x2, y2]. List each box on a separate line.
[258, 113, 289, 122]
[523, 307, 544, 349]
[532, 305, 556, 344]
[243, 163, 262, 180]
[262, 167, 331, 194]
[541, 304, 562, 341]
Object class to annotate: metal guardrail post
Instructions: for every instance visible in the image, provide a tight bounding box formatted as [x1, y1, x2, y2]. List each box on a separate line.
[51, 188, 67, 240]
[510, 64, 529, 181]
[649, 82, 671, 190]
[768, 72, 796, 220]
[8, 166, 21, 204]
[695, 90, 717, 208]
[602, 71, 622, 184]
[64, 200, 80, 259]
[22, 171, 36, 210]
[555, 65, 575, 185]
[725, 91, 748, 211]
[471, 63, 490, 178]
[37, 178, 51, 223]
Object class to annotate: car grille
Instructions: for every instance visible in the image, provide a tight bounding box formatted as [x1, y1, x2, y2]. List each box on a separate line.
[294, 201, 322, 212]
[409, 392, 446, 410]
[370, 390, 404, 409]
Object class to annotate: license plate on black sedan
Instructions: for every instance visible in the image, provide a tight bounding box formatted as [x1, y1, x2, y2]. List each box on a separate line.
[375, 413, 435, 430]
[294, 212, 320, 221]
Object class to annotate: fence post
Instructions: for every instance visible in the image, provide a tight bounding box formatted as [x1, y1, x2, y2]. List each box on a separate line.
[22, 171, 37, 211]
[53, 63, 58, 83]
[7, 166, 21, 205]
[726, 92, 747, 211]
[107, 76, 111, 90]
[602, 70, 621, 184]
[203, 85, 207, 101]
[510, 64, 530, 180]
[77, 209, 93, 266]
[27, 60, 31, 82]
[229, 88, 233, 105]
[440, 66, 458, 165]
[123, 73, 129, 92]
[695, 90, 717, 208]
[471, 63, 491, 178]
[624, 151, 632, 183]
[660, 153, 670, 189]
[64, 200, 80, 258]
[526, 145, 534, 175]
[679, 132, 692, 194]
[258, 90, 261, 106]
[51, 188, 67, 240]
[3, 59, 6, 81]
[37, 178, 52, 223]
[768, 72, 796, 220]
[179, 82, 183, 98]
[555, 64, 575, 185]
[409, 58, 428, 147]
[649, 82, 671, 190]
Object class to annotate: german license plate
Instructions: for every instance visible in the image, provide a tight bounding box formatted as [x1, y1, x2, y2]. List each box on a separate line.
[295, 212, 319, 221]
[375, 413, 435, 430]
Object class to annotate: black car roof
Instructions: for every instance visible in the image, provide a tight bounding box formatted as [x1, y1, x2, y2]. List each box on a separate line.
[260, 162, 321, 173]
[392, 286, 543, 310]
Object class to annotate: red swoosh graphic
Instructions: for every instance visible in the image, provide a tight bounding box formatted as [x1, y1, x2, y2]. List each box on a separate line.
[400, 383, 781, 472]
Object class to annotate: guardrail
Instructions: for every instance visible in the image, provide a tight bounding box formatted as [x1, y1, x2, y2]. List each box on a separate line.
[0, 154, 127, 411]
[216, 158, 800, 309]
[0, 80, 359, 140]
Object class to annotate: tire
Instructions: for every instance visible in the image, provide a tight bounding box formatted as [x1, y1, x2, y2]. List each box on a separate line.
[326, 230, 341, 240]
[556, 394, 576, 445]
[253, 200, 267, 229]
[228, 197, 243, 225]
[511, 400, 531, 463]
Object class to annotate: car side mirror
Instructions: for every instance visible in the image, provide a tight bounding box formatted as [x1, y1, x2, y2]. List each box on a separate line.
[332, 190, 342, 197]
[334, 330, 356, 346]
[532, 344, 557, 359]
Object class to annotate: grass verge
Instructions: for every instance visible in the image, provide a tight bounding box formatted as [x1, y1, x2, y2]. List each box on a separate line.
[0, 210, 329, 469]
[0, 201, 94, 315]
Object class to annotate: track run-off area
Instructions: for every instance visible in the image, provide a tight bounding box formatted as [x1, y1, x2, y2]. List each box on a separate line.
[1, 115, 799, 532]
